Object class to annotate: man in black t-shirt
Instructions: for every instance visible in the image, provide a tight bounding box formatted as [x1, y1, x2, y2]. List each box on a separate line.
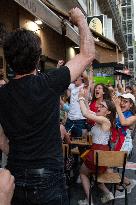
[0, 8, 95, 205]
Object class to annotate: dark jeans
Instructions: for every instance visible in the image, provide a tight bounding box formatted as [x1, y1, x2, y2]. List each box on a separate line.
[9, 167, 69, 205]
[65, 118, 86, 138]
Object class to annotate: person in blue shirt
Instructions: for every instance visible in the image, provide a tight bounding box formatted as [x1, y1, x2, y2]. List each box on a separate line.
[112, 93, 136, 190]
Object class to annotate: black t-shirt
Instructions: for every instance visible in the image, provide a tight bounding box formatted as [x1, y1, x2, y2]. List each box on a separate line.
[0, 66, 70, 169]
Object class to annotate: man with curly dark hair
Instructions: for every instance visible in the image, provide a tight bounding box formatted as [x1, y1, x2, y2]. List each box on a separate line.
[0, 8, 95, 205]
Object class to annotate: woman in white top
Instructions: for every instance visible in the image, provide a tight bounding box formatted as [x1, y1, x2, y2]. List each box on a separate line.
[78, 89, 116, 205]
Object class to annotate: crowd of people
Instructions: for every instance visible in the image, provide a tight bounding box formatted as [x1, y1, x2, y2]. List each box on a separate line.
[59, 65, 136, 205]
[0, 6, 136, 205]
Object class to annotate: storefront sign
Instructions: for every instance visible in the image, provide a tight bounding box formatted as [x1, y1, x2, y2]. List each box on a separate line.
[14, 0, 62, 34]
[87, 15, 104, 35]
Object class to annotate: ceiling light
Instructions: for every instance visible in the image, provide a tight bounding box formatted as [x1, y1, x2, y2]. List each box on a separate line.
[34, 19, 43, 25]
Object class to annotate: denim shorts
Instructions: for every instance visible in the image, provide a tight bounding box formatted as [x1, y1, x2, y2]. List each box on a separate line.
[65, 118, 86, 138]
[10, 167, 69, 205]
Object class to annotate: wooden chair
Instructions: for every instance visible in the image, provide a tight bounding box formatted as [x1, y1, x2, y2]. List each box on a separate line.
[62, 144, 69, 159]
[89, 151, 128, 205]
[71, 146, 80, 155]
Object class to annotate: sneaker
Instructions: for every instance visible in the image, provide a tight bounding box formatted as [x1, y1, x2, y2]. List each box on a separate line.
[115, 190, 125, 199]
[78, 198, 94, 205]
[78, 199, 89, 205]
[101, 192, 114, 204]
[127, 179, 136, 194]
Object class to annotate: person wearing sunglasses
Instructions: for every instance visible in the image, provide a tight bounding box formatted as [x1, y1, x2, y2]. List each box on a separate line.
[78, 89, 116, 205]
[112, 93, 136, 192]
[112, 93, 136, 154]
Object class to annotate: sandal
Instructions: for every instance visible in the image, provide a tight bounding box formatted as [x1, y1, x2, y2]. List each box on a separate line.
[116, 183, 131, 192]
[116, 185, 124, 192]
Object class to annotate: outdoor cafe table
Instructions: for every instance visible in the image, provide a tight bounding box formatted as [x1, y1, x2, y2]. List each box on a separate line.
[70, 138, 92, 155]
[71, 137, 92, 146]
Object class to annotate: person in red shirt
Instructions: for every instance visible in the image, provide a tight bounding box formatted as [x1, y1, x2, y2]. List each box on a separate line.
[88, 83, 111, 127]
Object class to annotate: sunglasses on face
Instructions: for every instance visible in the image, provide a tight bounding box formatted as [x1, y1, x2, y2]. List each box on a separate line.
[99, 103, 108, 109]
[121, 99, 129, 104]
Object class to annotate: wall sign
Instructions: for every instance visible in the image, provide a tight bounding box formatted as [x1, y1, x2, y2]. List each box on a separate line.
[87, 15, 104, 35]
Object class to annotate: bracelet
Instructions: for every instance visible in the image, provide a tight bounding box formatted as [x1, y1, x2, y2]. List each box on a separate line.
[78, 97, 85, 102]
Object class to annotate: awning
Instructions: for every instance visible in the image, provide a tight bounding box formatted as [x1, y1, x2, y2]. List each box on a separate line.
[14, 0, 62, 34]
[65, 22, 79, 46]
[93, 62, 124, 70]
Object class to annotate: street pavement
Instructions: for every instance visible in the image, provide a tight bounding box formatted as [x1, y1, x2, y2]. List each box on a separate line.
[70, 133, 136, 205]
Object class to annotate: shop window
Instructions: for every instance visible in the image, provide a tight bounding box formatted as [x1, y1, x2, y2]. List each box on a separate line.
[129, 62, 134, 69]
[122, 0, 127, 5]
[135, 46, 136, 53]
[127, 20, 132, 33]
[122, 7, 126, 20]
[127, 0, 131, 5]
[124, 34, 127, 43]
[82, 0, 87, 4]
[128, 34, 132, 46]
[127, 7, 131, 19]
[122, 21, 127, 33]
[128, 48, 133, 60]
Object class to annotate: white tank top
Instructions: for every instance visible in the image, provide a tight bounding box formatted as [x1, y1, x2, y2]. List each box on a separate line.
[91, 124, 110, 145]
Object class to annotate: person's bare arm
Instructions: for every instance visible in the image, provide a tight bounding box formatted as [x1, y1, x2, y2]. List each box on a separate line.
[65, 8, 95, 82]
[0, 169, 15, 205]
[89, 67, 95, 96]
[115, 105, 136, 126]
[0, 125, 9, 155]
[60, 97, 65, 108]
[116, 76, 125, 94]
[67, 89, 71, 98]
[78, 89, 110, 131]
[60, 124, 71, 144]
[79, 98, 110, 129]
[57, 60, 65, 68]
[112, 95, 136, 126]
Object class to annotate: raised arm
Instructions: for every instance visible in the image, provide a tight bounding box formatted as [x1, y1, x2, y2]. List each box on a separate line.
[78, 89, 110, 130]
[116, 76, 125, 94]
[0, 125, 9, 155]
[112, 95, 136, 126]
[0, 169, 15, 205]
[89, 67, 95, 96]
[65, 8, 95, 82]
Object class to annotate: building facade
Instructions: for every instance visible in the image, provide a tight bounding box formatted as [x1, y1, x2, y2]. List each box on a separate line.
[0, 0, 125, 83]
[121, 0, 136, 82]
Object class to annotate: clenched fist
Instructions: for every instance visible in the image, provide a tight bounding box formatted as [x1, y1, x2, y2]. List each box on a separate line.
[0, 169, 15, 205]
[69, 8, 85, 26]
